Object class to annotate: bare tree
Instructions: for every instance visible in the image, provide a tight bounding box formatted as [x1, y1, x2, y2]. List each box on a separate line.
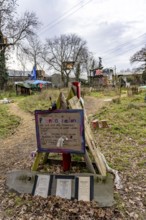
[130, 47, 146, 63]
[130, 47, 146, 83]
[0, 0, 40, 89]
[42, 34, 88, 86]
[17, 35, 43, 70]
[80, 52, 99, 84]
[73, 46, 90, 81]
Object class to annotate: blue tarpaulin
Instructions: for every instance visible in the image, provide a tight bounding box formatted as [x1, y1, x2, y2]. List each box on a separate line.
[25, 80, 52, 85]
[30, 80, 51, 85]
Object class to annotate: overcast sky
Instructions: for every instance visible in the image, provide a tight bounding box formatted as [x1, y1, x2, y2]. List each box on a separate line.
[14, 0, 146, 73]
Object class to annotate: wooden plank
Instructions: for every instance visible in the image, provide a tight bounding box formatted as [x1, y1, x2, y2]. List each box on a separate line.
[84, 150, 96, 174]
[31, 152, 42, 171]
[68, 96, 107, 176]
[68, 96, 83, 109]
[85, 125, 106, 176]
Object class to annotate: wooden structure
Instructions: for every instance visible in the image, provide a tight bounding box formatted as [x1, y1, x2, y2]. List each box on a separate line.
[89, 68, 114, 87]
[62, 61, 75, 70]
[68, 96, 106, 176]
[15, 83, 31, 95]
[36, 70, 45, 79]
[32, 85, 107, 177]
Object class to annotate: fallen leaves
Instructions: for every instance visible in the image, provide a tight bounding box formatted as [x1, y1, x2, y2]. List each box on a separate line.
[0, 191, 121, 219]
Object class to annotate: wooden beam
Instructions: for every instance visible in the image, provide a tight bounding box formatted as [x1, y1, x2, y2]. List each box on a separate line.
[68, 96, 107, 176]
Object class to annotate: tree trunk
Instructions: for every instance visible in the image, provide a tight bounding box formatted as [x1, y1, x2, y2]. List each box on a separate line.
[61, 69, 65, 87]
[75, 63, 80, 81]
[66, 74, 70, 87]
[0, 49, 8, 90]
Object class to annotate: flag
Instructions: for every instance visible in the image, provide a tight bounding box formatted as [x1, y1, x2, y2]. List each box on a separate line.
[31, 65, 37, 80]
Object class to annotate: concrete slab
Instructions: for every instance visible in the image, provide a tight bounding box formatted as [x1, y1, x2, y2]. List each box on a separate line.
[6, 170, 38, 194]
[94, 174, 115, 207]
[6, 170, 115, 207]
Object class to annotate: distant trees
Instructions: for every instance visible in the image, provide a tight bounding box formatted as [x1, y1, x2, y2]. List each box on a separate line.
[130, 47, 146, 84]
[42, 34, 90, 86]
[0, 0, 40, 89]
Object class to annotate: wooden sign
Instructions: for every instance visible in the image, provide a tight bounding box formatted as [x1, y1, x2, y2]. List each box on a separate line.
[35, 109, 85, 154]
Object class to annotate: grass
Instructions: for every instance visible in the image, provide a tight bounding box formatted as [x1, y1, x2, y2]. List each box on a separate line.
[0, 90, 17, 99]
[93, 91, 146, 171]
[89, 87, 127, 98]
[18, 89, 66, 113]
[0, 104, 20, 138]
[92, 91, 146, 218]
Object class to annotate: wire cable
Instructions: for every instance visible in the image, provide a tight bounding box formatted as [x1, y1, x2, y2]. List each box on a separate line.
[39, 0, 93, 35]
[103, 42, 145, 62]
[102, 33, 146, 56]
[39, 0, 86, 33]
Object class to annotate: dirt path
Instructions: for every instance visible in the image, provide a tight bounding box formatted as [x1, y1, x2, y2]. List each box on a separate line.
[0, 102, 37, 175]
[84, 96, 108, 116]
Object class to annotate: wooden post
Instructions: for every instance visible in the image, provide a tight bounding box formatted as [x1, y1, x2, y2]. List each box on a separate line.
[91, 119, 99, 129]
[101, 120, 109, 128]
[57, 92, 71, 172]
[84, 150, 96, 174]
[31, 152, 42, 171]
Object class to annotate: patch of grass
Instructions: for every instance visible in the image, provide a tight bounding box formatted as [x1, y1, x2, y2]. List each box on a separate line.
[114, 192, 126, 213]
[89, 91, 104, 98]
[90, 88, 126, 98]
[126, 103, 140, 110]
[95, 92, 146, 138]
[5, 208, 14, 216]
[0, 90, 17, 99]
[94, 91, 146, 174]
[14, 196, 24, 205]
[0, 104, 20, 138]
[113, 157, 131, 170]
[72, 154, 84, 162]
[137, 160, 146, 167]
[19, 89, 61, 113]
[121, 145, 135, 153]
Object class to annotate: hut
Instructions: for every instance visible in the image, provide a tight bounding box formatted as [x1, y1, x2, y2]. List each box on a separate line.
[15, 80, 52, 95]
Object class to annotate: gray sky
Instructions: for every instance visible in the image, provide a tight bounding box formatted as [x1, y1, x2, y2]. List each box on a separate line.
[13, 0, 146, 72]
